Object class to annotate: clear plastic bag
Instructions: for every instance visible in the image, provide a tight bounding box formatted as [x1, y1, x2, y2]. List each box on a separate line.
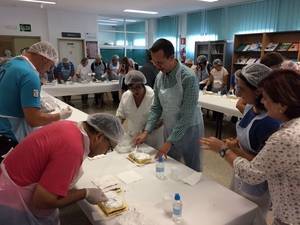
[115, 133, 134, 153]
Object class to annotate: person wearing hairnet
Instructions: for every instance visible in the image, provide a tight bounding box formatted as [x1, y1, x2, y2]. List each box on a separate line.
[205, 58, 228, 93]
[192, 55, 212, 90]
[0, 41, 72, 157]
[55, 57, 75, 105]
[201, 64, 280, 225]
[134, 39, 204, 172]
[108, 55, 120, 74]
[116, 70, 164, 150]
[0, 113, 124, 225]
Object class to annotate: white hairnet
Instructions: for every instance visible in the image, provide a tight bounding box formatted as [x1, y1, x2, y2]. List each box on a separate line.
[197, 55, 207, 64]
[86, 113, 124, 143]
[240, 63, 272, 88]
[112, 55, 119, 60]
[128, 58, 135, 67]
[125, 70, 146, 85]
[28, 41, 58, 64]
[213, 58, 223, 66]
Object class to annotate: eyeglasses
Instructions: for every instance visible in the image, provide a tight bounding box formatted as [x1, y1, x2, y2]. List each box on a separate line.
[128, 84, 143, 91]
[104, 136, 116, 154]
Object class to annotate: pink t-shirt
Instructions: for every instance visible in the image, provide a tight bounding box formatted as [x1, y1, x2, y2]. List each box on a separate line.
[3, 121, 84, 197]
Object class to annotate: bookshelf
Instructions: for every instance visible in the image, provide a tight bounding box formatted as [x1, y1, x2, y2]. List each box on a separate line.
[232, 31, 300, 73]
[194, 40, 233, 71]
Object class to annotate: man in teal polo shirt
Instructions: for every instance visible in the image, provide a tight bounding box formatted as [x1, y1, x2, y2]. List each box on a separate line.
[0, 41, 72, 157]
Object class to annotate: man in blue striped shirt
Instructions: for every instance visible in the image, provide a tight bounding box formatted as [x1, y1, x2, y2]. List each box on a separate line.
[134, 39, 204, 171]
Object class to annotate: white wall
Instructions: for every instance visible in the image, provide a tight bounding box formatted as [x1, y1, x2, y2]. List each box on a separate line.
[0, 6, 98, 56]
[46, 9, 98, 49]
[0, 6, 49, 40]
[147, 19, 156, 47]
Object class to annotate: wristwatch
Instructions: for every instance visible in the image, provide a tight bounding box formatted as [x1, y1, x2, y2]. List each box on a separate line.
[219, 147, 230, 158]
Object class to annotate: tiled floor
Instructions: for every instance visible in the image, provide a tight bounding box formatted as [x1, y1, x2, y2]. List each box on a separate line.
[59, 97, 272, 225]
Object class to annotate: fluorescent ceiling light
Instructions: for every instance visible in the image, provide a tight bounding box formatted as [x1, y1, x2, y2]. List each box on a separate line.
[98, 23, 118, 26]
[97, 20, 118, 23]
[18, 0, 56, 4]
[110, 18, 137, 23]
[197, 0, 218, 2]
[123, 9, 158, 15]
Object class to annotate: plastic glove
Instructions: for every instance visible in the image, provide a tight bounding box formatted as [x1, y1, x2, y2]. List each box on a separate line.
[203, 86, 207, 92]
[85, 188, 108, 204]
[59, 106, 72, 119]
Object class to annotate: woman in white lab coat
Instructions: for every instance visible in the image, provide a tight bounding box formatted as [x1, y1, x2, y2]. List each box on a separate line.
[116, 70, 163, 150]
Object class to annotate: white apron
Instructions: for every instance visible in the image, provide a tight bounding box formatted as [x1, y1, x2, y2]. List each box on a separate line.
[0, 56, 38, 142]
[0, 162, 60, 225]
[156, 63, 204, 171]
[232, 105, 270, 225]
[156, 63, 201, 135]
[0, 124, 90, 225]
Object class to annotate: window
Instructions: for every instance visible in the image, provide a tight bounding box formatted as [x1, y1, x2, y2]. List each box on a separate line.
[98, 17, 148, 65]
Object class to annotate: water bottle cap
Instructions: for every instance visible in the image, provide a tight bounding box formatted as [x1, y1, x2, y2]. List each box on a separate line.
[174, 193, 180, 200]
[158, 156, 163, 162]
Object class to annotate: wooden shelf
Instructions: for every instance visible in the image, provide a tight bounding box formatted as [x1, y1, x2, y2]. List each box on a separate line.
[194, 40, 233, 72]
[232, 31, 300, 74]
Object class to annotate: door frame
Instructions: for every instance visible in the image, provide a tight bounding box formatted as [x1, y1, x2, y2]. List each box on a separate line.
[57, 38, 86, 62]
[0, 35, 41, 56]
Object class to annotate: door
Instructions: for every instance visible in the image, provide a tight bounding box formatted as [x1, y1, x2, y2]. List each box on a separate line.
[13, 36, 40, 55]
[58, 39, 84, 68]
[0, 36, 40, 57]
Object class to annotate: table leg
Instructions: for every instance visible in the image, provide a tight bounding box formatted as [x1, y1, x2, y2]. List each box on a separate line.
[215, 112, 224, 139]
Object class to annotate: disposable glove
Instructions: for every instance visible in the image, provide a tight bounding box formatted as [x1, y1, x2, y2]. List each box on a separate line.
[85, 188, 108, 204]
[59, 106, 72, 119]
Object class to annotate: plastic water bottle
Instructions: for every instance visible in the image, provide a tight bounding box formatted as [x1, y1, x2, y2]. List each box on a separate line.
[172, 193, 182, 223]
[156, 156, 165, 179]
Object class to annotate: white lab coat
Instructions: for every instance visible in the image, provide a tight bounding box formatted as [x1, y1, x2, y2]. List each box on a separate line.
[76, 64, 92, 81]
[116, 86, 164, 150]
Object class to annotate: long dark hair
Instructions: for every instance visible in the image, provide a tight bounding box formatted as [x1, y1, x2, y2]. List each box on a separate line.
[120, 57, 130, 74]
[259, 69, 300, 119]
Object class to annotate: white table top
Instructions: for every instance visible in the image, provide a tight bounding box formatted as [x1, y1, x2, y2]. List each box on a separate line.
[198, 92, 243, 118]
[76, 152, 257, 225]
[46, 93, 257, 225]
[42, 81, 120, 97]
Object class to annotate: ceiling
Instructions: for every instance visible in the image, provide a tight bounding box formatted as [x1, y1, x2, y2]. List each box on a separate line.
[1, 0, 253, 18]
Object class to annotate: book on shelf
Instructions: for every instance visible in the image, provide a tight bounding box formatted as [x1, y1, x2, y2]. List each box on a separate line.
[235, 56, 249, 64]
[246, 58, 258, 64]
[277, 43, 292, 51]
[265, 42, 279, 51]
[288, 43, 299, 51]
[247, 43, 261, 51]
[236, 44, 247, 52]
[210, 48, 218, 54]
[242, 44, 251, 51]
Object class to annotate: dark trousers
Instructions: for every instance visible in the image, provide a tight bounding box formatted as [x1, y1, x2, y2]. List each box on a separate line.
[111, 91, 120, 104]
[81, 94, 88, 105]
[62, 96, 72, 103]
[94, 93, 104, 106]
[0, 135, 18, 161]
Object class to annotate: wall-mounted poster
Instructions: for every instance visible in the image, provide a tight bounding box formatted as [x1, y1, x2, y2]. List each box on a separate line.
[86, 41, 98, 59]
